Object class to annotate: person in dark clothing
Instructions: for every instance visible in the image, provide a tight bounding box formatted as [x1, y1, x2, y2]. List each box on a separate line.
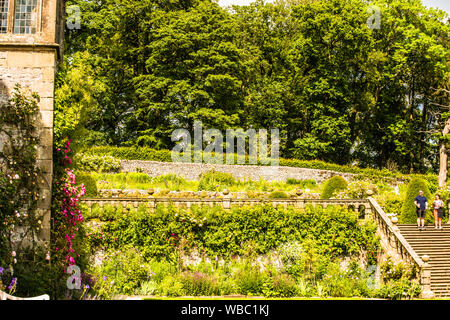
[414, 190, 428, 230]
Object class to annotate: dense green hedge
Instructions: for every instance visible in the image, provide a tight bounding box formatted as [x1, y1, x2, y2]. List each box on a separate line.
[400, 178, 432, 224]
[82, 146, 173, 162]
[321, 176, 348, 199]
[83, 204, 379, 264]
[80, 146, 438, 187]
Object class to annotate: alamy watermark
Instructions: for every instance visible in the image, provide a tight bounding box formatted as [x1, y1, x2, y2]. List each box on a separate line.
[367, 5, 381, 30]
[66, 5, 81, 30]
[171, 121, 280, 167]
[66, 265, 81, 290]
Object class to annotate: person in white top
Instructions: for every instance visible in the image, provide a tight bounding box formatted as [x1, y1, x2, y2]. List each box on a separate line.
[432, 194, 444, 230]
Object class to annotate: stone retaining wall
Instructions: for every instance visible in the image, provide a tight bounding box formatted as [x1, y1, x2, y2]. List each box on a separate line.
[120, 160, 356, 183]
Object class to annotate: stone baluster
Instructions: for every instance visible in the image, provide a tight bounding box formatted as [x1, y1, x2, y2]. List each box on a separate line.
[420, 255, 434, 299]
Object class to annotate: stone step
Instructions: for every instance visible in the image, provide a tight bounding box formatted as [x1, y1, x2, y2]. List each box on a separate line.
[400, 232, 450, 235]
[405, 241, 450, 245]
[431, 287, 450, 292]
[398, 224, 450, 227]
[430, 264, 450, 268]
[400, 229, 450, 231]
[406, 244, 450, 248]
[399, 233, 450, 237]
[399, 227, 450, 230]
[429, 279, 450, 284]
[400, 232, 450, 236]
[407, 249, 450, 252]
[400, 229, 450, 232]
[431, 273, 450, 278]
[431, 286, 450, 290]
[431, 268, 450, 271]
[402, 236, 450, 239]
[431, 284, 450, 288]
[410, 248, 450, 251]
[433, 293, 450, 296]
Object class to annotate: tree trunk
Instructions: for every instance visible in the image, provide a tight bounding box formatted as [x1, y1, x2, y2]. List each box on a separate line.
[438, 119, 450, 188]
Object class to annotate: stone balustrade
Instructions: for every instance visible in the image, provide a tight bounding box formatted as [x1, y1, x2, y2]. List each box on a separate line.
[367, 197, 433, 299]
[80, 197, 372, 218]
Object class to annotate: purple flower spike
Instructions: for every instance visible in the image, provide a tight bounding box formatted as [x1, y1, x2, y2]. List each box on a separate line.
[8, 277, 17, 290]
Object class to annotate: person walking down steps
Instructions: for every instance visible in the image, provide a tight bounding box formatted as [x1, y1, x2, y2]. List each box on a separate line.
[433, 194, 444, 230]
[415, 190, 428, 230]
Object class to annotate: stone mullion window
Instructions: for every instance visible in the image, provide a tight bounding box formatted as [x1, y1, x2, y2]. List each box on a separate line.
[0, 0, 8, 33]
[0, 0, 42, 35]
[13, 0, 38, 34]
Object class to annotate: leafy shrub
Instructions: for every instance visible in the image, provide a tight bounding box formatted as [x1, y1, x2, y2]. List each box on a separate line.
[380, 258, 417, 282]
[75, 152, 121, 173]
[295, 278, 313, 297]
[268, 274, 298, 297]
[138, 280, 158, 296]
[268, 191, 289, 199]
[399, 178, 432, 224]
[278, 241, 303, 267]
[76, 172, 98, 197]
[320, 261, 373, 298]
[375, 278, 421, 300]
[286, 178, 317, 189]
[218, 277, 238, 295]
[198, 170, 235, 191]
[235, 266, 267, 295]
[95, 247, 154, 295]
[158, 275, 185, 297]
[383, 199, 403, 215]
[374, 257, 421, 300]
[321, 176, 348, 199]
[180, 271, 220, 296]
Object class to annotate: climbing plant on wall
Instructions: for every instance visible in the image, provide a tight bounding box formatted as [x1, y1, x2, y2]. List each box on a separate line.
[0, 85, 42, 268]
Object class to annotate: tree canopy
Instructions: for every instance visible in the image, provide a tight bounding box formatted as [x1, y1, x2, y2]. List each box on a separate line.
[57, 0, 450, 173]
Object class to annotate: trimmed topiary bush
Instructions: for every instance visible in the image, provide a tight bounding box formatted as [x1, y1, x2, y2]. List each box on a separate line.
[76, 172, 98, 197]
[268, 191, 289, 199]
[321, 176, 348, 199]
[399, 178, 432, 224]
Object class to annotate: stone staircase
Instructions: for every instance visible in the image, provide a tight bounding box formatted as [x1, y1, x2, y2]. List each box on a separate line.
[398, 224, 450, 298]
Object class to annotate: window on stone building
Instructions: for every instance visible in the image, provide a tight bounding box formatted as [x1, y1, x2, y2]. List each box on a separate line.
[0, 0, 8, 33]
[13, 0, 37, 34]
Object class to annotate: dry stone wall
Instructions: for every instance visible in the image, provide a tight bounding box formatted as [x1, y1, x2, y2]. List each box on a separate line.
[120, 160, 356, 183]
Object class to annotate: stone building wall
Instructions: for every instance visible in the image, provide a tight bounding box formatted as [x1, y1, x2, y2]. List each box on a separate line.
[0, 0, 63, 244]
